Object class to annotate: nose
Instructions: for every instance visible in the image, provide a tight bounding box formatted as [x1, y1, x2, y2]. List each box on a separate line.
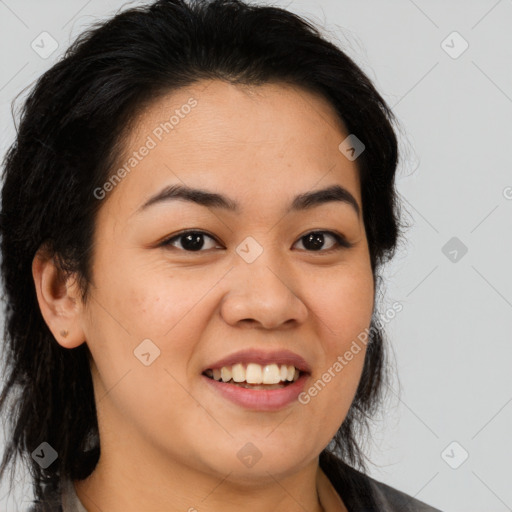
[219, 250, 309, 330]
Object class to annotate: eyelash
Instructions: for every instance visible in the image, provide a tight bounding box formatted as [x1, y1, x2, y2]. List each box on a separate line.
[160, 229, 354, 253]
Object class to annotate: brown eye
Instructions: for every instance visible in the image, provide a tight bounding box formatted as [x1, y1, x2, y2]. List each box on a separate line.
[161, 231, 221, 252]
[294, 231, 353, 252]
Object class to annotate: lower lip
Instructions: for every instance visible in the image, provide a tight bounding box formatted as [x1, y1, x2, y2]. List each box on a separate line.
[202, 373, 309, 411]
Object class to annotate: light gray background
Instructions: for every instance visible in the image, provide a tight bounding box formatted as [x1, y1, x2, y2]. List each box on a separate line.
[1, 1, 511, 511]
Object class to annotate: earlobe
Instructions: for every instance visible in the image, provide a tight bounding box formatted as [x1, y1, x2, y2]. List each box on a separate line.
[32, 248, 86, 349]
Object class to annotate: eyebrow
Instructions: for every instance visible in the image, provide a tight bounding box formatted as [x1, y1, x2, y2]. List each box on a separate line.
[138, 183, 360, 217]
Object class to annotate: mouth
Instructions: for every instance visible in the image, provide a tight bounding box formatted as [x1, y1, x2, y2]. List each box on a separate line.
[201, 349, 312, 410]
[202, 363, 305, 390]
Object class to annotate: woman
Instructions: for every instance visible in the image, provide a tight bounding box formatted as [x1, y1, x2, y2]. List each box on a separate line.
[0, 0, 442, 510]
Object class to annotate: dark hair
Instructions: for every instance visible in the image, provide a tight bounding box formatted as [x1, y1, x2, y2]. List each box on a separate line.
[0, 0, 404, 504]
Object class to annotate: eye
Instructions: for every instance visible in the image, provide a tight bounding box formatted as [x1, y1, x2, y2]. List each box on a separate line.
[293, 231, 353, 252]
[161, 230, 222, 252]
[160, 229, 353, 253]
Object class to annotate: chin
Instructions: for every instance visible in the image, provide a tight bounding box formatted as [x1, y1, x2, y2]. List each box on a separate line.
[205, 442, 316, 482]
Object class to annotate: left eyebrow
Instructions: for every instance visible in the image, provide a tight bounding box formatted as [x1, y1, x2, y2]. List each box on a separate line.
[289, 185, 360, 217]
[137, 183, 360, 218]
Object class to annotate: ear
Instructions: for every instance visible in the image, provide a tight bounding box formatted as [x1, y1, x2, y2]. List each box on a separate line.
[32, 247, 86, 349]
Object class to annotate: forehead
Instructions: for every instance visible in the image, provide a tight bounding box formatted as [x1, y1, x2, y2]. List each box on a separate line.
[101, 79, 361, 219]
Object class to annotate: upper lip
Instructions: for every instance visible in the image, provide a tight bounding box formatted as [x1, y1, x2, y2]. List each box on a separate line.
[203, 349, 312, 374]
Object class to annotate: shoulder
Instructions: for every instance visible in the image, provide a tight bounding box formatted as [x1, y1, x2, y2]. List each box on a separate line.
[319, 450, 443, 512]
[365, 473, 443, 511]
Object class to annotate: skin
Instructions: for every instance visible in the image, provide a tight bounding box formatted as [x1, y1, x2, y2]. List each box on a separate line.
[32, 79, 374, 512]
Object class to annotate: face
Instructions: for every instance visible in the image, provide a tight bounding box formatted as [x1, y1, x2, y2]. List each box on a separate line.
[72, 80, 374, 482]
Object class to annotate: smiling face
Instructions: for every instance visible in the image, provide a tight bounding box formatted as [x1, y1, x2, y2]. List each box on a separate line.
[56, 80, 374, 489]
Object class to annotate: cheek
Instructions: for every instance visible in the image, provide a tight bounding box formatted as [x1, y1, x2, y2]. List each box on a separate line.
[97, 246, 217, 337]
[312, 264, 374, 340]
[304, 263, 373, 410]
[121, 269, 223, 339]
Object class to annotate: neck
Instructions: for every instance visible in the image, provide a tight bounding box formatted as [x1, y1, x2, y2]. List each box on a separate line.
[75, 458, 326, 512]
[74, 426, 327, 512]
[74, 370, 342, 511]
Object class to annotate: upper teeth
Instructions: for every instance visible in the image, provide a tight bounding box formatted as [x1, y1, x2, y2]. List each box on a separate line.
[206, 363, 300, 384]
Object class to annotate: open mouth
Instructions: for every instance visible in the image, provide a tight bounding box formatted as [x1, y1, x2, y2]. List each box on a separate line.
[202, 363, 303, 390]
